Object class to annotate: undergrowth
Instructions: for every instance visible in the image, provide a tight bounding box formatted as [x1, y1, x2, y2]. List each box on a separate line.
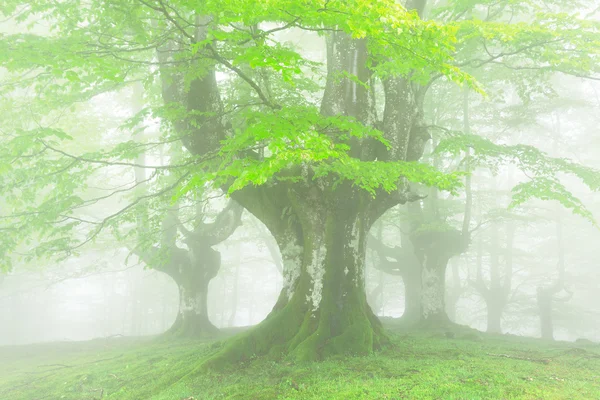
[0, 325, 598, 399]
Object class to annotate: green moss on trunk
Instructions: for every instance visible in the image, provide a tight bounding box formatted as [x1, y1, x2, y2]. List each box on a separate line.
[201, 187, 388, 370]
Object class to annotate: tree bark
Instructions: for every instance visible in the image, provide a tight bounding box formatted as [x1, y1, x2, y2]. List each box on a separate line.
[203, 185, 387, 366]
[164, 246, 221, 337]
[157, 5, 431, 366]
[412, 229, 467, 326]
[402, 265, 423, 323]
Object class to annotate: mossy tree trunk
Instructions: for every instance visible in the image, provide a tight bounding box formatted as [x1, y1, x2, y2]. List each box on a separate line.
[204, 185, 390, 366]
[156, 2, 430, 365]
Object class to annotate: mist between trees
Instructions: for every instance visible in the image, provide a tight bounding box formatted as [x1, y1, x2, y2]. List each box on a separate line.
[0, 0, 599, 365]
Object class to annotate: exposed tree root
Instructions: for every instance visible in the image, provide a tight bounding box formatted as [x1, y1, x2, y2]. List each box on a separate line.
[199, 288, 388, 370]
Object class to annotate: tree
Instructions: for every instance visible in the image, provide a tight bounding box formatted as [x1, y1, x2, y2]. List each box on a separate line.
[1, 0, 599, 366]
[369, 221, 422, 324]
[133, 200, 242, 337]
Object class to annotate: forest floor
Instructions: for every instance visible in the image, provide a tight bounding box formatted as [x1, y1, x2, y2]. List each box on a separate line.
[0, 323, 599, 400]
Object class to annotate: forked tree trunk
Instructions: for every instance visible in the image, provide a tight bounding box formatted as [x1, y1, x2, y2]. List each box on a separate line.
[164, 2, 429, 367]
[204, 187, 387, 367]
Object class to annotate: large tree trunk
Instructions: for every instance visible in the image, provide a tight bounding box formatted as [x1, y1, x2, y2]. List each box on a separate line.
[203, 185, 387, 367]
[161, 3, 429, 367]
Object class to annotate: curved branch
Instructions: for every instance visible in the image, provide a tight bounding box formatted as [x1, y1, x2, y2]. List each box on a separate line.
[367, 234, 420, 276]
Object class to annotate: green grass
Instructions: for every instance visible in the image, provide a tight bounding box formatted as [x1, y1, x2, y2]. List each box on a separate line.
[1, 325, 599, 400]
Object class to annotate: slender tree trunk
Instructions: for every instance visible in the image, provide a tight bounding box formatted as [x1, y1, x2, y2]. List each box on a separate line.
[446, 259, 462, 322]
[537, 288, 555, 340]
[486, 299, 503, 334]
[402, 266, 422, 323]
[486, 223, 502, 333]
[537, 209, 568, 340]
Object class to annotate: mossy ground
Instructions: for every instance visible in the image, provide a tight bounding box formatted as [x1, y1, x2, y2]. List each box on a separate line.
[1, 324, 599, 400]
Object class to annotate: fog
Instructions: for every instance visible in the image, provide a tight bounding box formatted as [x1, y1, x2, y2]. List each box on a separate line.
[2, 161, 599, 344]
[0, 222, 285, 345]
[1, 0, 599, 381]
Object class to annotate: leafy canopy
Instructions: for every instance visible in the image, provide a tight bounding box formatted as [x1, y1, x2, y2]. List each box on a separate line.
[0, 0, 599, 269]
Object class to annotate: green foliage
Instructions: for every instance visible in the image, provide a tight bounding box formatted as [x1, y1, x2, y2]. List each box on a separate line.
[175, 105, 464, 197]
[436, 132, 600, 223]
[0, 0, 598, 269]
